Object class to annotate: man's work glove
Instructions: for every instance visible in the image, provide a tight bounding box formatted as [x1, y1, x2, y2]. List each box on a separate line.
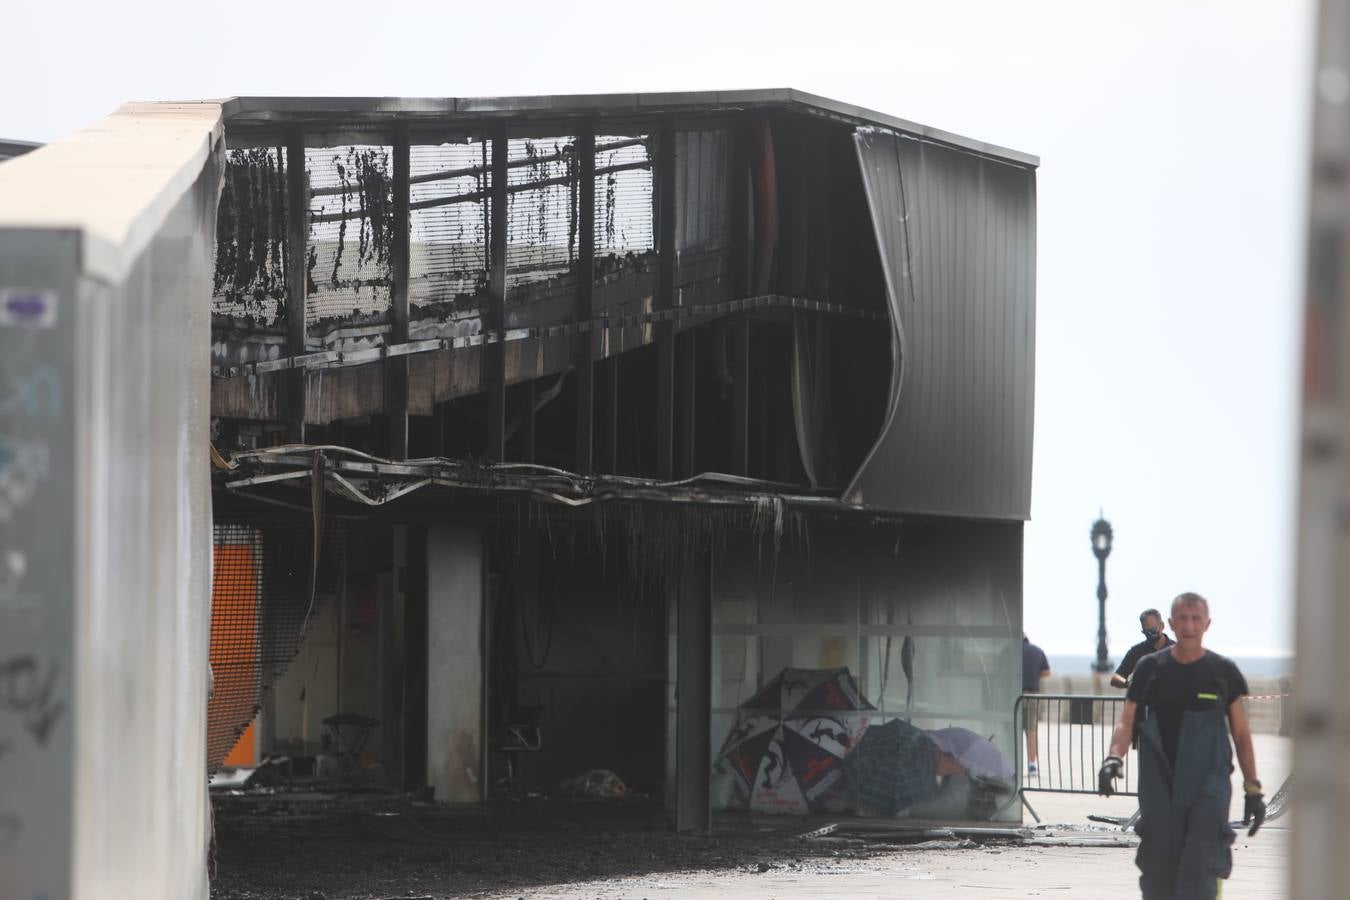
[1243, 782, 1266, 836]
[1097, 756, 1123, 797]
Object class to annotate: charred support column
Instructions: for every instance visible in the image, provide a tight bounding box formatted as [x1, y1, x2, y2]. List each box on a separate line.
[484, 125, 508, 461]
[382, 526, 409, 788]
[729, 118, 751, 475]
[603, 356, 619, 472]
[574, 125, 596, 472]
[679, 331, 696, 476]
[520, 380, 536, 463]
[656, 121, 677, 479]
[731, 320, 750, 476]
[425, 524, 484, 801]
[285, 128, 308, 443]
[674, 544, 712, 831]
[388, 129, 411, 458]
[806, 122, 832, 302]
[401, 524, 428, 790]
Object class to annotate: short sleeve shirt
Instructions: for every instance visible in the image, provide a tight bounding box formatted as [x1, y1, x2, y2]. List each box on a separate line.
[1022, 641, 1050, 693]
[1115, 635, 1174, 680]
[1126, 649, 1248, 768]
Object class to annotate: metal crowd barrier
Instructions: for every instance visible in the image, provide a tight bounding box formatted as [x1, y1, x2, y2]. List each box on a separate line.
[1004, 693, 1136, 823]
[1003, 690, 1292, 828]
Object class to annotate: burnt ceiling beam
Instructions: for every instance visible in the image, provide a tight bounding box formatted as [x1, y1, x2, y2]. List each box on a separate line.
[210, 296, 869, 425]
[284, 127, 308, 444]
[656, 120, 677, 479]
[574, 124, 596, 473]
[215, 295, 877, 381]
[484, 124, 508, 461]
[388, 127, 411, 458]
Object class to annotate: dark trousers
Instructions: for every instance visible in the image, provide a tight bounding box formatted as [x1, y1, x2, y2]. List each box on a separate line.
[1135, 794, 1233, 900]
[1134, 710, 1235, 900]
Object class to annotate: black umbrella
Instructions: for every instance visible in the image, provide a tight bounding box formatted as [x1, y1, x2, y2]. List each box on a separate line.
[842, 718, 939, 816]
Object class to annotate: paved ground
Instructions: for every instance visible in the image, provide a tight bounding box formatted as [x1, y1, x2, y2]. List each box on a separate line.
[212, 731, 1290, 899]
[487, 732, 1291, 900]
[501, 831, 1287, 899]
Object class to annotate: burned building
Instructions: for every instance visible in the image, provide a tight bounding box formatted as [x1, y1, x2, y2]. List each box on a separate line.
[204, 91, 1037, 827]
[0, 88, 1034, 898]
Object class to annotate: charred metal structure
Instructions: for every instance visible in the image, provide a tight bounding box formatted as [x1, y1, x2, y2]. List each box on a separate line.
[205, 91, 1037, 829]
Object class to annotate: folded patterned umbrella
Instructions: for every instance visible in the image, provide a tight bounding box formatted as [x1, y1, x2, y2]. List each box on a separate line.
[715, 667, 874, 814]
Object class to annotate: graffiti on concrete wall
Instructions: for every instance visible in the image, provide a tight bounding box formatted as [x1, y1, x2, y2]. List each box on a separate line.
[0, 656, 64, 747]
[0, 440, 50, 524]
[0, 367, 60, 419]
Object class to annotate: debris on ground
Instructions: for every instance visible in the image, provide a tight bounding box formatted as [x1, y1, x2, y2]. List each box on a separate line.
[903, 838, 978, 850]
[211, 790, 1005, 898]
[557, 769, 628, 799]
[797, 823, 840, 840]
[210, 784, 1130, 899]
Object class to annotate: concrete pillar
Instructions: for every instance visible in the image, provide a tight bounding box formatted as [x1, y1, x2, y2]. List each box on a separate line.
[0, 103, 223, 899]
[425, 525, 484, 802]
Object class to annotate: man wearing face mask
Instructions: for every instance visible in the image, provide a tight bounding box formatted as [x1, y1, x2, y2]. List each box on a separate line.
[1111, 609, 1174, 689]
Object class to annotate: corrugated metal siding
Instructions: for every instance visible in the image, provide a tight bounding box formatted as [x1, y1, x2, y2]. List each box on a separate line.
[675, 128, 733, 308]
[848, 128, 1036, 520]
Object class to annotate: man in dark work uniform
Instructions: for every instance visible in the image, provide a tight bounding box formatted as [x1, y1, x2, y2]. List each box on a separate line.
[1098, 592, 1265, 900]
[1111, 608, 1174, 689]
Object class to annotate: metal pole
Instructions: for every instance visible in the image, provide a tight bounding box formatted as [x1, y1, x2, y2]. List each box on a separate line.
[1094, 557, 1110, 672]
[575, 124, 595, 473]
[388, 127, 410, 458]
[284, 129, 308, 443]
[1090, 518, 1113, 673]
[484, 125, 508, 462]
[655, 120, 676, 479]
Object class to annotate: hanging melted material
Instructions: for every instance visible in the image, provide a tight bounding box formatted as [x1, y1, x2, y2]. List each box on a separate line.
[211, 147, 289, 328]
[304, 144, 396, 332]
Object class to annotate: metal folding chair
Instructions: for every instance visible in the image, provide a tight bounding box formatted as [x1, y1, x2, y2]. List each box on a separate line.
[321, 713, 380, 782]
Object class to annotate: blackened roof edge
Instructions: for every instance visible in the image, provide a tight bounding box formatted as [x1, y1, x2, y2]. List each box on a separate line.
[216, 89, 1038, 168]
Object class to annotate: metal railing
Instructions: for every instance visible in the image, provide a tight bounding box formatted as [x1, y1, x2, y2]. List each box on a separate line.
[1003, 692, 1135, 822]
[1003, 691, 1293, 829]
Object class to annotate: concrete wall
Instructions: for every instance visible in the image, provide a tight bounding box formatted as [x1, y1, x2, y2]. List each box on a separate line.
[426, 525, 484, 801]
[0, 103, 224, 899]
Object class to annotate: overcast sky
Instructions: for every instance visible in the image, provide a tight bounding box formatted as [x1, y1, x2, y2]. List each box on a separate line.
[3, 1, 1315, 657]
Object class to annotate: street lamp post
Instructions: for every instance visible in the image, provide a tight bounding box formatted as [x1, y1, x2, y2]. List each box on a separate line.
[1091, 518, 1114, 672]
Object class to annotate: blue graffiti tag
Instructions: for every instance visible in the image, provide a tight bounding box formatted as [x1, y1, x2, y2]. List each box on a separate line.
[0, 367, 60, 418]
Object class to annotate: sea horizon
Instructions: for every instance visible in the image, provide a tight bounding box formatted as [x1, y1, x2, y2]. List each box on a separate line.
[1047, 652, 1294, 679]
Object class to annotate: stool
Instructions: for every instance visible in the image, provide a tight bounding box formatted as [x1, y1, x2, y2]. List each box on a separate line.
[322, 713, 380, 781]
[493, 706, 542, 790]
